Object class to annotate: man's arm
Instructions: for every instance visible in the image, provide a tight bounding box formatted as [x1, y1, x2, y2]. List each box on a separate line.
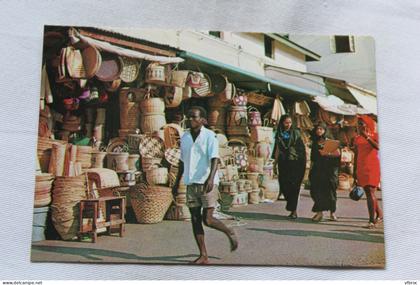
[204, 158, 219, 193]
[172, 161, 184, 197]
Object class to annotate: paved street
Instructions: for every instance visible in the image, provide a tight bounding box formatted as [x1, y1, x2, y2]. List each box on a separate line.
[31, 189, 384, 268]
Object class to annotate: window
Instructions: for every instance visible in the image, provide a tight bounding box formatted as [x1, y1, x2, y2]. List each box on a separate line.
[331, 35, 355, 53]
[264, 35, 274, 58]
[209, 31, 221, 38]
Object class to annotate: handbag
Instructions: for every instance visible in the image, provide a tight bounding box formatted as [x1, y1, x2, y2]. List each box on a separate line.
[227, 139, 248, 171]
[250, 119, 273, 143]
[349, 185, 364, 201]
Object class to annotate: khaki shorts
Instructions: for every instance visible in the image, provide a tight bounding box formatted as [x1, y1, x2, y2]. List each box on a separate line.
[186, 184, 220, 209]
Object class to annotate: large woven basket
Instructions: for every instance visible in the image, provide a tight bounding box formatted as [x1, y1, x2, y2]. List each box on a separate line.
[129, 183, 173, 224]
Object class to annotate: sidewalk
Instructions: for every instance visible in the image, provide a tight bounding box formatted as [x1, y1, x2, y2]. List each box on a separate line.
[31, 189, 384, 267]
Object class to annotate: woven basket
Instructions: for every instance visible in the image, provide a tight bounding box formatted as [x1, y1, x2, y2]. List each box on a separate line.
[248, 106, 262, 127]
[214, 82, 234, 103]
[141, 157, 162, 172]
[128, 154, 140, 171]
[91, 151, 107, 168]
[139, 97, 165, 114]
[249, 189, 261, 204]
[140, 113, 166, 134]
[145, 164, 168, 185]
[106, 152, 129, 172]
[120, 101, 139, 130]
[127, 134, 144, 153]
[169, 70, 190, 88]
[48, 142, 67, 176]
[138, 136, 165, 158]
[130, 183, 173, 224]
[220, 181, 238, 196]
[338, 174, 351, 191]
[145, 63, 166, 84]
[163, 123, 183, 149]
[119, 57, 140, 83]
[227, 105, 248, 127]
[51, 175, 87, 240]
[164, 86, 183, 108]
[182, 86, 192, 100]
[208, 107, 227, 127]
[261, 178, 279, 201]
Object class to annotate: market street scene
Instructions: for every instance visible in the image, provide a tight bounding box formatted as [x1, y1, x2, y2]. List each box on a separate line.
[32, 26, 383, 267]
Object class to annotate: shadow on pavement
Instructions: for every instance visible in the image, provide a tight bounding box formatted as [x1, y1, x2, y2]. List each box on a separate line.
[31, 245, 221, 263]
[246, 227, 384, 243]
[225, 211, 369, 228]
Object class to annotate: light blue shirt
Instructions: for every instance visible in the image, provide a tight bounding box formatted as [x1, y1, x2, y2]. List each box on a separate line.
[180, 126, 220, 185]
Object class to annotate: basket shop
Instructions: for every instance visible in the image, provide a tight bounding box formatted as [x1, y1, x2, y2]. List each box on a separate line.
[34, 26, 371, 243]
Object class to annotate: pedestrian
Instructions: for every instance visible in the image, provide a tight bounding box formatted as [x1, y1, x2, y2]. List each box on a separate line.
[353, 115, 383, 229]
[272, 114, 306, 219]
[172, 106, 238, 264]
[309, 123, 341, 222]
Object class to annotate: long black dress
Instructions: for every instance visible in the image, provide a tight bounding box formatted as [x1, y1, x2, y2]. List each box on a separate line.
[309, 140, 340, 212]
[274, 128, 306, 212]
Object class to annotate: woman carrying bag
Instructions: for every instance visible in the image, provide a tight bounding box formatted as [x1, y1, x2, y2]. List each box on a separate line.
[309, 123, 341, 222]
[353, 115, 383, 229]
[272, 114, 306, 219]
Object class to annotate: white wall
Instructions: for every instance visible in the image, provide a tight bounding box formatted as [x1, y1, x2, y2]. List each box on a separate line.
[109, 28, 308, 76]
[290, 35, 376, 91]
[271, 41, 308, 72]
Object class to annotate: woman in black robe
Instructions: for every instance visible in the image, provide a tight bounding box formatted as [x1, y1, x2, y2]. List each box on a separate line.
[309, 123, 341, 222]
[273, 114, 306, 219]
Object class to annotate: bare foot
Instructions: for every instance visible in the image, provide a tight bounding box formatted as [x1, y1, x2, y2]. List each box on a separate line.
[191, 256, 209, 264]
[228, 230, 238, 252]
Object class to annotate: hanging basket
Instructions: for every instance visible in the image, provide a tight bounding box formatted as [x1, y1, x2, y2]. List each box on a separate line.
[119, 57, 141, 83]
[248, 106, 262, 127]
[145, 63, 166, 84]
[129, 183, 173, 224]
[164, 86, 183, 108]
[232, 90, 247, 106]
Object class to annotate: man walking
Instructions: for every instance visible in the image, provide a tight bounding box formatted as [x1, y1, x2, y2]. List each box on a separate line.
[172, 106, 238, 264]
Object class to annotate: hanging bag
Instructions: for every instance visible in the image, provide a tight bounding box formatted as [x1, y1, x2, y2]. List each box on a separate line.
[227, 139, 248, 171]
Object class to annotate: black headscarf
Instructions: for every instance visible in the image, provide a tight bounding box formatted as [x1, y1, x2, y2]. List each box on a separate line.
[310, 122, 329, 142]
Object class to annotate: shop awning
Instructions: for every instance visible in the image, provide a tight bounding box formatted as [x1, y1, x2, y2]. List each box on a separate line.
[264, 64, 329, 97]
[68, 28, 185, 64]
[346, 84, 378, 115]
[324, 77, 377, 115]
[313, 95, 370, 115]
[177, 51, 327, 99]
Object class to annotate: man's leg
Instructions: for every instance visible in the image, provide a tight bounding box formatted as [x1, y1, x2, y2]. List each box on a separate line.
[189, 206, 208, 264]
[203, 207, 238, 251]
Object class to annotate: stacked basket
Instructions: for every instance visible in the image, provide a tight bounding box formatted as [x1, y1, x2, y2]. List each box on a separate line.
[139, 94, 166, 135]
[76, 146, 92, 170]
[51, 175, 87, 240]
[119, 89, 140, 137]
[34, 173, 54, 208]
